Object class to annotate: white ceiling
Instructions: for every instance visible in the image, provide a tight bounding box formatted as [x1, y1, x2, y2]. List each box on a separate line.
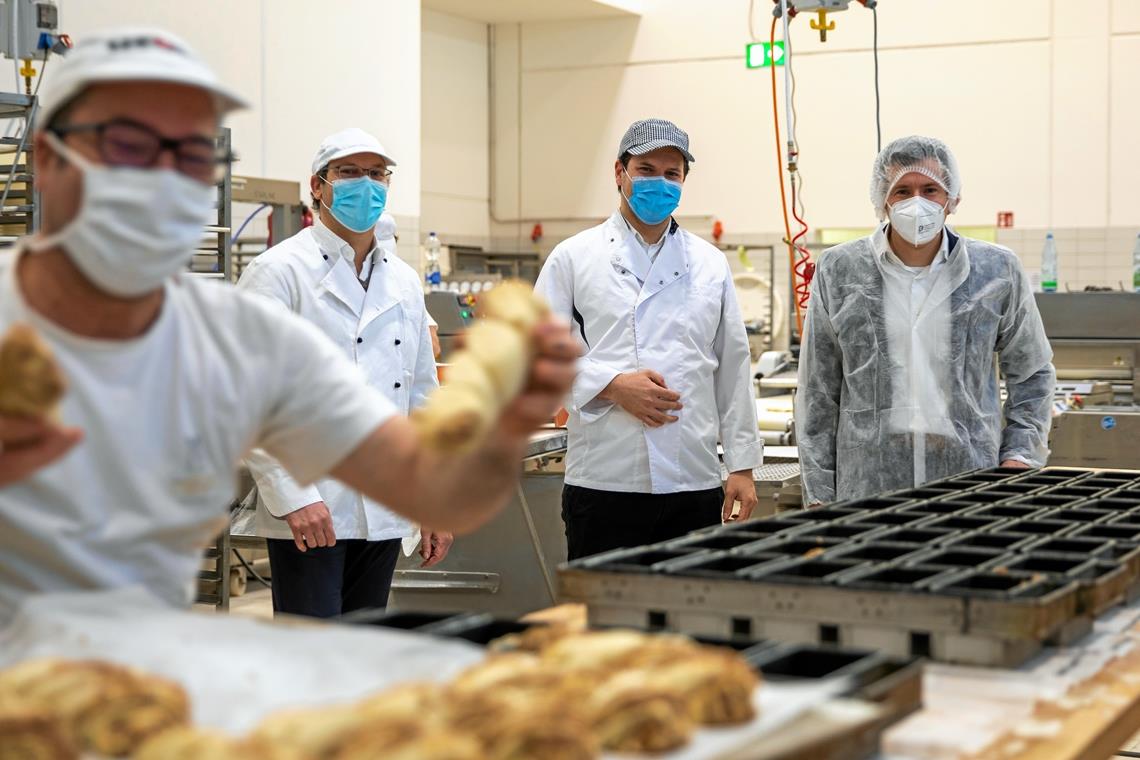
[422, 0, 642, 23]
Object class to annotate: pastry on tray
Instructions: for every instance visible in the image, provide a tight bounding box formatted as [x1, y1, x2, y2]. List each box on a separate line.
[444, 688, 597, 760]
[487, 623, 574, 654]
[539, 629, 699, 673]
[0, 703, 76, 760]
[132, 726, 300, 760]
[355, 682, 443, 723]
[586, 669, 693, 753]
[0, 658, 189, 757]
[0, 323, 66, 419]
[334, 732, 483, 760]
[449, 652, 564, 694]
[255, 702, 418, 758]
[645, 649, 760, 725]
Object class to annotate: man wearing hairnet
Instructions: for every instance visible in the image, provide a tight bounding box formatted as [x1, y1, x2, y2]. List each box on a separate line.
[796, 136, 1055, 505]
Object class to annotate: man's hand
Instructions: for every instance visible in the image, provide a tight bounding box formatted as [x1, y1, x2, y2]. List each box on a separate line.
[419, 530, 453, 568]
[599, 370, 683, 427]
[0, 415, 82, 487]
[498, 320, 579, 436]
[284, 501, 336, 552]
[723, 471, 758, 522]
[1000, 459, 1032, 470]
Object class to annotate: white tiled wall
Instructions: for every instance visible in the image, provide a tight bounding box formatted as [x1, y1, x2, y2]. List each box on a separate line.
[996, 227, 1140, 291]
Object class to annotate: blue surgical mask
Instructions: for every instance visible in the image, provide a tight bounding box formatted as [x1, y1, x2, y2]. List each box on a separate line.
[622, 169, 682, 225]
[323, 176, 388, 233]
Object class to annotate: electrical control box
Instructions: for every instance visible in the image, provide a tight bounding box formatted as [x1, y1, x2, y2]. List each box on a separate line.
[0, 0, 60, 61]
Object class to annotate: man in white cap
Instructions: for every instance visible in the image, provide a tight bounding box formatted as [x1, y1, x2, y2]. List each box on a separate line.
[796, 136, 1054, 505]
[0, 28, 574, 623]
[237, 130, 451, 618]
[534, 118, 761, 560]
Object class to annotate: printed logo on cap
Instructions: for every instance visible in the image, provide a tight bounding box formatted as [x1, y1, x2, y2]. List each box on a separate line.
[105, 36, 187, 55]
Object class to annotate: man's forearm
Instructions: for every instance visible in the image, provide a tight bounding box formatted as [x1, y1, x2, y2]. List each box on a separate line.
[332, 417, 527, 535]
[411, 429, 526, 533]
[1001, 363, 1055, 466]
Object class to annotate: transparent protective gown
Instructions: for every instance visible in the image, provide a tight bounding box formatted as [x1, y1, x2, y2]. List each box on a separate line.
[796, 228, 1055, 505]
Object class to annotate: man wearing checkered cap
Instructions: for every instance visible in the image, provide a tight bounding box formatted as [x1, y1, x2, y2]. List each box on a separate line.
[535, 118, 762, 560]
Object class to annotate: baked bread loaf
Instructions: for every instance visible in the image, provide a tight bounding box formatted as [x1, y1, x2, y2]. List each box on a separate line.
[0, 323, 66, 419]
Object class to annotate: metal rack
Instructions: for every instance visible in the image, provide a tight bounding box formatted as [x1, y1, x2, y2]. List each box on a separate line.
[0, 93, 38, 247]
[189, 127, 233, 281]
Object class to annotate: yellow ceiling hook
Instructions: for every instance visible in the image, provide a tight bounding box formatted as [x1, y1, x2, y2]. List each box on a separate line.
[810, 9, 836, 42]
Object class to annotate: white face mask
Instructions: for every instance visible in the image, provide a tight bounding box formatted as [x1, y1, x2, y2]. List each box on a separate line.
[888, 196, 948, 247]
[29, 132, 217, 298]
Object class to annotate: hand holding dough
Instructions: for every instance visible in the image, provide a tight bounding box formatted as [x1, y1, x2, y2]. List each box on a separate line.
[412, 281, 549, 453]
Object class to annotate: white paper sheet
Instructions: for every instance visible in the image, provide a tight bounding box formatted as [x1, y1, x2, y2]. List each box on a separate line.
[1, 588, 859, 759]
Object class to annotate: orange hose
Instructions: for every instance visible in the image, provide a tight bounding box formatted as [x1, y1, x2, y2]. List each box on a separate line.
[770, 17, 805, 337]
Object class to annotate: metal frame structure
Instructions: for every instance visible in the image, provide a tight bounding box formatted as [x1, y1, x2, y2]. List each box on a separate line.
[0, 92, 38, 246]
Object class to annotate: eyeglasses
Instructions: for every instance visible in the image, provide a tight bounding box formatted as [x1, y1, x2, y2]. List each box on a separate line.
[49, 118, 231, 183]
[327, 164, 393, 184]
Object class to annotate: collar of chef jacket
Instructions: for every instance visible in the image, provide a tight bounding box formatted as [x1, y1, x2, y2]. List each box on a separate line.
[311, 221, 400, 326]
[604, 212, 689, 314]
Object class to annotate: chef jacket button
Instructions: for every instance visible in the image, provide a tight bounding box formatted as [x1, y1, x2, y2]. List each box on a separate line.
[357, 337, 363, 344]
[673, 271, 679, 276]
[394, 382, 402, 389]
[395, 339, 401, 346]
[323, 254, 329, 260]
[383, 258, 388, 263]
[658, 279, 664, 285]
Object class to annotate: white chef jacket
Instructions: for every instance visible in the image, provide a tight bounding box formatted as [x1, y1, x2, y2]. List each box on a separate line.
[237, 221, 437, 542]
[0, 247, 396, 623]
[534, 211, 762, 494]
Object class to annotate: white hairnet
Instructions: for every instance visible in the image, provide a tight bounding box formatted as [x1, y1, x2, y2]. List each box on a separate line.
[870, 136, 962, 219]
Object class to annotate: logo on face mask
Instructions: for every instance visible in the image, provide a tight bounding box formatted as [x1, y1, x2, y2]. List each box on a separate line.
[324, 176, 388, 233]
[622, 169, 682, 226]
[888, 196, 947, 247]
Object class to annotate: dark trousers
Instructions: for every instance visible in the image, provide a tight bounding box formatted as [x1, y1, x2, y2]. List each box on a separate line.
[562, 484, 724, 561]
[265, 538, 401, 619]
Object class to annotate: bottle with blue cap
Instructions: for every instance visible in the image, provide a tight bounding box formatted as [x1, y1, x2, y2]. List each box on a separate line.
[424, 232, 442, 292]
[1041, 232, 1058, 293]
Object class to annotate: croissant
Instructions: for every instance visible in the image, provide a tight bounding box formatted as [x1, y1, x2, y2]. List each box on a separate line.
[444, 689, 597, 760]
[412, 280, 548, 453]
[0, 323, 66, 419]
[0, 703, 76, 760]
[587, 669, 692, 753]
[0, 659, 189, 757]
[253, 702, 387, 758]
[334, 732, 483, 760]
[132, 726, 301, 760]
[644, 650, 760, 725]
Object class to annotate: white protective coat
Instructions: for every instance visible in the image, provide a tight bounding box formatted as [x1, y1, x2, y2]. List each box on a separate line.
[237, 221, 437, 541]
[535, 212, 762, 494]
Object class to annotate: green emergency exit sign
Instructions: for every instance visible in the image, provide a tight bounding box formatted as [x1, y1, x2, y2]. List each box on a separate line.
[745, 41, 785, 68]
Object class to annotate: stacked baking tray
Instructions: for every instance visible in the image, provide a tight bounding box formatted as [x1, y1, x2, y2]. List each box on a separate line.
[559, 467, 1140, 667]
[342, 608, 923, 745]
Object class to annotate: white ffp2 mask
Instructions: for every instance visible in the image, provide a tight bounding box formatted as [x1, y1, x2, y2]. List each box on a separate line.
[888, 196, 948, 247]
[30, 132, 217, 298]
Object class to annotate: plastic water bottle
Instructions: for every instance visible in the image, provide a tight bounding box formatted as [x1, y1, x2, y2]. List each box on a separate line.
[1041, 233, 1058, 293]
[424, 232, 442, 292]
[1132, 233, 1140, 293]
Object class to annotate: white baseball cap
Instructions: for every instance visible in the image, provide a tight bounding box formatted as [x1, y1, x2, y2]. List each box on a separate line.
[311, 128, 398, 175]
[39, 27, 247, 125]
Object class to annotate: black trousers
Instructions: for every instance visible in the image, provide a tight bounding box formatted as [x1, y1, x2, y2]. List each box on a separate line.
[265, 538, 402, 619]
[562, 484, 724, 561]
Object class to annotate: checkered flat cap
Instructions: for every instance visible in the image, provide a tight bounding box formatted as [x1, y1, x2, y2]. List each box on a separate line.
[617, 118, 695, 163]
